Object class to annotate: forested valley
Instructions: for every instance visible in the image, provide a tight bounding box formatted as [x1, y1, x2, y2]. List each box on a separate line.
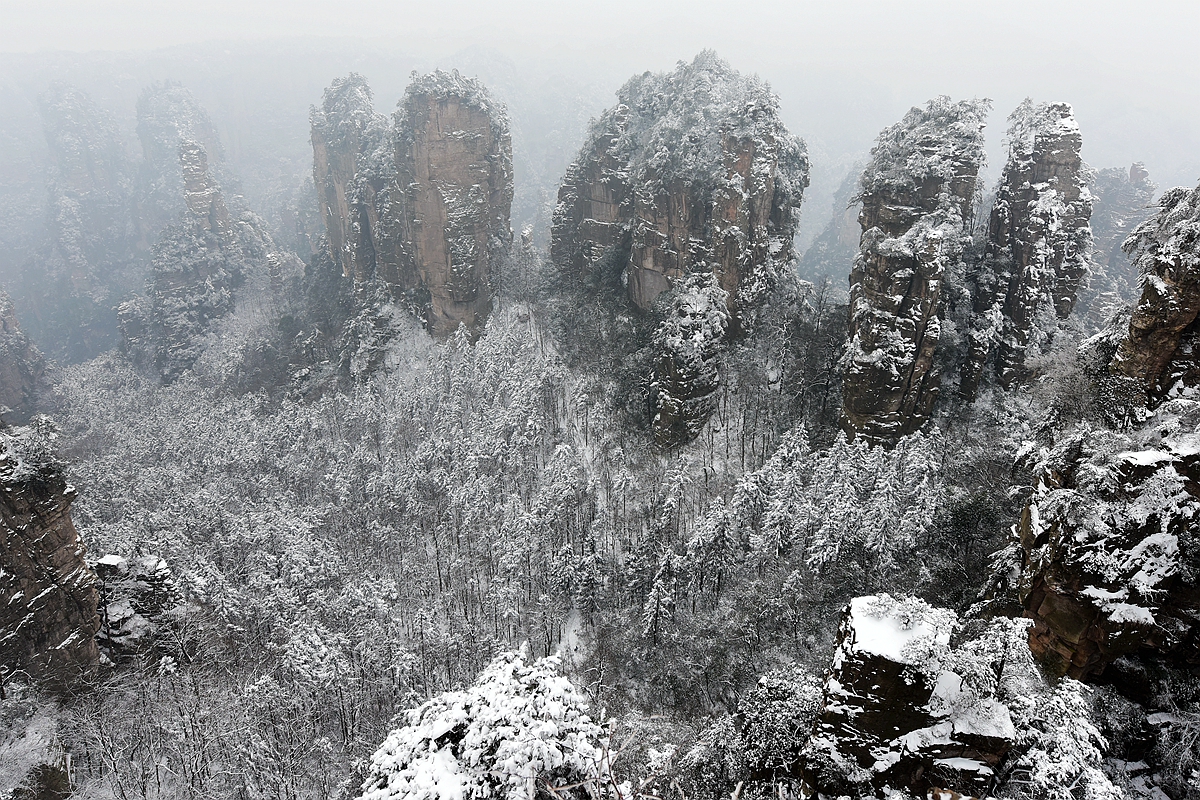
[0, 43, 1197, 800]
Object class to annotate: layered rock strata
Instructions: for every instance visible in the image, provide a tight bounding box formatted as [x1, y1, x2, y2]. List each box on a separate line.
[1011, 413, 1200, 680]
[841, 97, 988, 444]
[801, 595, 1022, 798]
[962, 101, 1093, 396]
[310, 71, 513, 338]
[551, 52, 809, 444]
[0, 423, 99, 688]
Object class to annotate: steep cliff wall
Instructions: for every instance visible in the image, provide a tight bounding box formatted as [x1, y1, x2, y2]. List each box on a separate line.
[552, 51, 808, 320]
[310, 71, 512, 339]
[0, 422, 99, 688]
[310, 74, 393, 284]
[962, 101, 1093, 396]
[551, 52, 808, 445]
[1109, 183, 1200, 400]
[841, 97, 988, 444]
[394, 72, 513, 338]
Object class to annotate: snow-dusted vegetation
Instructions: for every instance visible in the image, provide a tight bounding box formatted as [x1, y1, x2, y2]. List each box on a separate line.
[0, 39, 1198, 800]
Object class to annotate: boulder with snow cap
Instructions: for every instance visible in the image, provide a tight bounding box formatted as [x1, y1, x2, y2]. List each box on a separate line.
[800, 594, 1028, 799]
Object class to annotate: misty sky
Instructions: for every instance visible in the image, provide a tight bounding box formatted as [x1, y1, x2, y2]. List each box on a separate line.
[2, 0, 1199, 233]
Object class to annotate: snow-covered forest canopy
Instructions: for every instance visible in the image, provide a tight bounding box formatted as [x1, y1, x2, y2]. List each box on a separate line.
[0, 14, 1199, 800]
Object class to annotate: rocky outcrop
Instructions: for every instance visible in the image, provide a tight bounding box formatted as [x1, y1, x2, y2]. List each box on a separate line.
[552, 51, 808, 320]
[137, 82, 227, 234]
[962, 101, 1093, 396]
[1009, 409, 1200, 680]
[310, 71, 513, 339]
[0, 422, 99, 688]
[0, 292, 47, 424]
[1109, 183, 1200, 401]
[551, 52, 808, 445]
[120, 140, 274, 380]
[801, 595, 1025, 799]
[841, 98, 988, 444]
[1005, 191, 1200, 679]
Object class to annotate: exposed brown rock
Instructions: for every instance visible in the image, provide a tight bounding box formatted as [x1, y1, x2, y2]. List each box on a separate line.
[1011, 418, 1200, 680]
[310, 71, 513, 339]
[551, 52, 808, 445]
[552, 53, 807, 322]
[962, 101, 1093, 396]
[841, 97, 989, 444]
[0, 423, 99, 688]
[394, 75, 513, 338]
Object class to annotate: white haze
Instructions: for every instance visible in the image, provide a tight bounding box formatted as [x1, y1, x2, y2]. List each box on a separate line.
[1, 0, 1198, 246]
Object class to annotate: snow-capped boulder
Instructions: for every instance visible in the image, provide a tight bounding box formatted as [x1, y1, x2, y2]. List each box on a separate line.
[801, 595, 1026, 799]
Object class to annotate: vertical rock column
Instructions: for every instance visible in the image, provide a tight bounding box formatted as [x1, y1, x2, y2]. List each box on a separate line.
[310, 71, 512, 339]
[962, 101, 1092, 396]
[0, 425, 99, 688]
[394, 72, 513, 339]
[310, 73, 393, 283]
[550, 52, 809, 445]
[841, 97, 988, 444]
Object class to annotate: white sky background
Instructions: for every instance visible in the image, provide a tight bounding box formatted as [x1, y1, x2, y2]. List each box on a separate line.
[2, 0, 1198, 230]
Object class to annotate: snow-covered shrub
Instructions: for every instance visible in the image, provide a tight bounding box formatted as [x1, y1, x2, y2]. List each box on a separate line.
[1001, 679, 1123, 800]
[361, 649, 608, 800]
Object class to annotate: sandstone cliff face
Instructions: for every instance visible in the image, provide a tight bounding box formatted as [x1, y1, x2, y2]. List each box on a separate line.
[1109, 184, 1200, 400]
[395, 73, 514, 338]
[962, 102, 1093, 397]
[841, 97, 988, 444]
[551, 52, 808, 445]
[0, 422, 99, 688]
[1009, 412, 1200, 680]
[310, 71, 513, 339]
[310, 74, 393, 284]
[0, 292, 47, 424]
[552, 51, 808, 320]
[801, 595, 1024, 799]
